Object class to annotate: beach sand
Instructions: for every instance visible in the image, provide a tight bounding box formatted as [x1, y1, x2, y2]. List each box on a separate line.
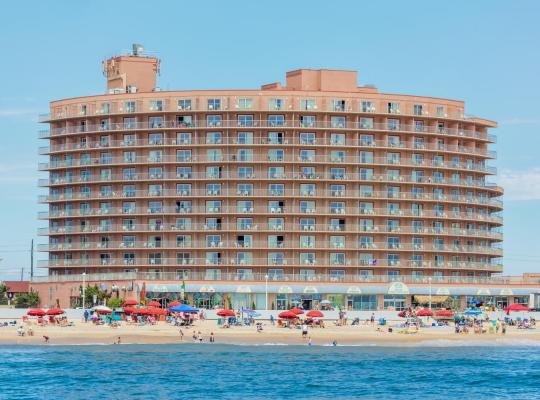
[1, 319, 539, 346]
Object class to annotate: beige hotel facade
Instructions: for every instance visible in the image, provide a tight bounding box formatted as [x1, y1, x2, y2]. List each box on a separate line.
[32, 46, 540, 311]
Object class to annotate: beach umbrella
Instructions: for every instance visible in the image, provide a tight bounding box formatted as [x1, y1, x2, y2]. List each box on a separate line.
[217, 309, 236, 317]
[417, 309, 433, 317]
[436, 310, 454, 317]
[463, 309, 482, 316]
[169, 301, 181, 307]
[27, 308, 46, 317]
[397, 310, 406, 318]
[289, 308, 304, 315]
[278, 311, 297, 319]
[122, 300, 138, 307]
[242, 309, 261, 317]
[46, 308, 65, 316]
[92, 305, 112, 314]
[169, 304, 199, 313]
[504, 304, 530, 312]
[306, 310, 324, 318]
[123, 307, 136, 314]
[146, 301, 162, 308]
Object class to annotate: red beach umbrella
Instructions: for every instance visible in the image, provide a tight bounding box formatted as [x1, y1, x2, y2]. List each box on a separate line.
[46, 308, 65, 316]
[417, 309, 433, 317]
[122, 300, 138, 307]
[306, 310, 324, 318]
[27, 308, 46, 317]
[504, 304, 530, 312]
[217, 309, 236, 317]
[279, 311, 297, 319]
[289, 308, 304, 315]
[123, 307, 136, 314]
[146, 301, 161, 308]
[169, 301, 181, 307]
[436, 310, 454, 317]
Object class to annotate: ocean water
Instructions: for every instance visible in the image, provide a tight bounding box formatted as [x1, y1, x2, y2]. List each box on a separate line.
[1, 344, 540, 399]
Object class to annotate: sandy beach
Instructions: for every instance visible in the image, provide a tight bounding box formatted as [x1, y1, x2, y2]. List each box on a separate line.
[2, 319, 539, 346]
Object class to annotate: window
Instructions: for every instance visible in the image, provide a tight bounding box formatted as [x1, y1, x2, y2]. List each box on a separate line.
[207, 115, 222, 128]
[331, 133, 345, 145]
[360, 118, 374, 129]
[177, 132, 192, 144]
[237, 98, 253, 110]
[413, 104, 423, 116]
[383, 295, 406, 310]
[268, 131, 285, 144]
[268, 115, 285, 127]
[207, 98, 221, 111]
[332, 99, 346, 112]
[269, 98, 284, 111]
[176, 115, 193, 127]
[177, 149, 192, 162]
[361, 101, 375, 113]
[177, 99, 192, 111]
[301, 99, 317, 110]
[237, 131, 253, 144]
[387, 102, 400, 114]
[300, 115, 315, 127]
[330, 116, 345, 128]
[237, 115, 254, 127]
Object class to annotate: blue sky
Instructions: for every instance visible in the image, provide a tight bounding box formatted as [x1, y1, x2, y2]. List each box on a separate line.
[1, 0, 539, 279]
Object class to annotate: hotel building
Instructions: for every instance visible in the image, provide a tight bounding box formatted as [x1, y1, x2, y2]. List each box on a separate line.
[32, 46, 539, 311]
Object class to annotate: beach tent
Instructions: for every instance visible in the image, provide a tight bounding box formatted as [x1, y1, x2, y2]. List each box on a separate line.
[169, 301, 182, 307]
[169, 304, 199, 313]
[146, 301, 162, 308]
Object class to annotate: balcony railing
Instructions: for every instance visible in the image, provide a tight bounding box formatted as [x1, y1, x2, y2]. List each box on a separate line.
[37, 206, 503, 223]
[38, 188, 503, 208]
[38, 223, 503, 240]
[38, 172, 503, 193]
[37, 258, 502, 272]
[37, 240, 503, 255]
[31, 270, 508, 285]
[44, 120, 493, 143]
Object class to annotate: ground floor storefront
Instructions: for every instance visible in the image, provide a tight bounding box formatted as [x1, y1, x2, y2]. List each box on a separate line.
[30, 278, 540, 311]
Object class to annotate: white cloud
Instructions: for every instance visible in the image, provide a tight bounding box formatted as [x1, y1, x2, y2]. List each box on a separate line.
[499, 168, 540, 201]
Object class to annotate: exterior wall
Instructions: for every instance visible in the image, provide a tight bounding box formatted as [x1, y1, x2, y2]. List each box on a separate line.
[36, 68, 504, 308]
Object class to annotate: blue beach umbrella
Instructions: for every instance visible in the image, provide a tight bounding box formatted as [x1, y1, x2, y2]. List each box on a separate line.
[463, 309, 482, 316]
[169, 304, 199, 313]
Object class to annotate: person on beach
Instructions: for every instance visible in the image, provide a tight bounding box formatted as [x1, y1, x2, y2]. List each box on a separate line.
[17, 326, 25, 336]
[198, 331, 203, 343]
[83, 309, 89, 323]
[210, 332, 215, 343]
[192, 331, 197, 342]
[116, 336, 121, 344]
[308, 337, 312, 346]
[270, 315, 275, 326]
[27, 327, 34, 336]
[501, 322, 507, 335]
[332, 340, 337, 346]
[302, 323, 308, 338]
[371, 313, 376, 326]
[43, 336, 50, 344]
[179, 328, 184, 341]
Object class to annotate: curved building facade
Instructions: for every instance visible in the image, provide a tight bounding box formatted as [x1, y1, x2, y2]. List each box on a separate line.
[35, 49, 508, 310]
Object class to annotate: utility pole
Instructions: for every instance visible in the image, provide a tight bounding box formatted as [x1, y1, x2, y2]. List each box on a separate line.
[20, 267, 24, 282]
[30, 239, 34, 279]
